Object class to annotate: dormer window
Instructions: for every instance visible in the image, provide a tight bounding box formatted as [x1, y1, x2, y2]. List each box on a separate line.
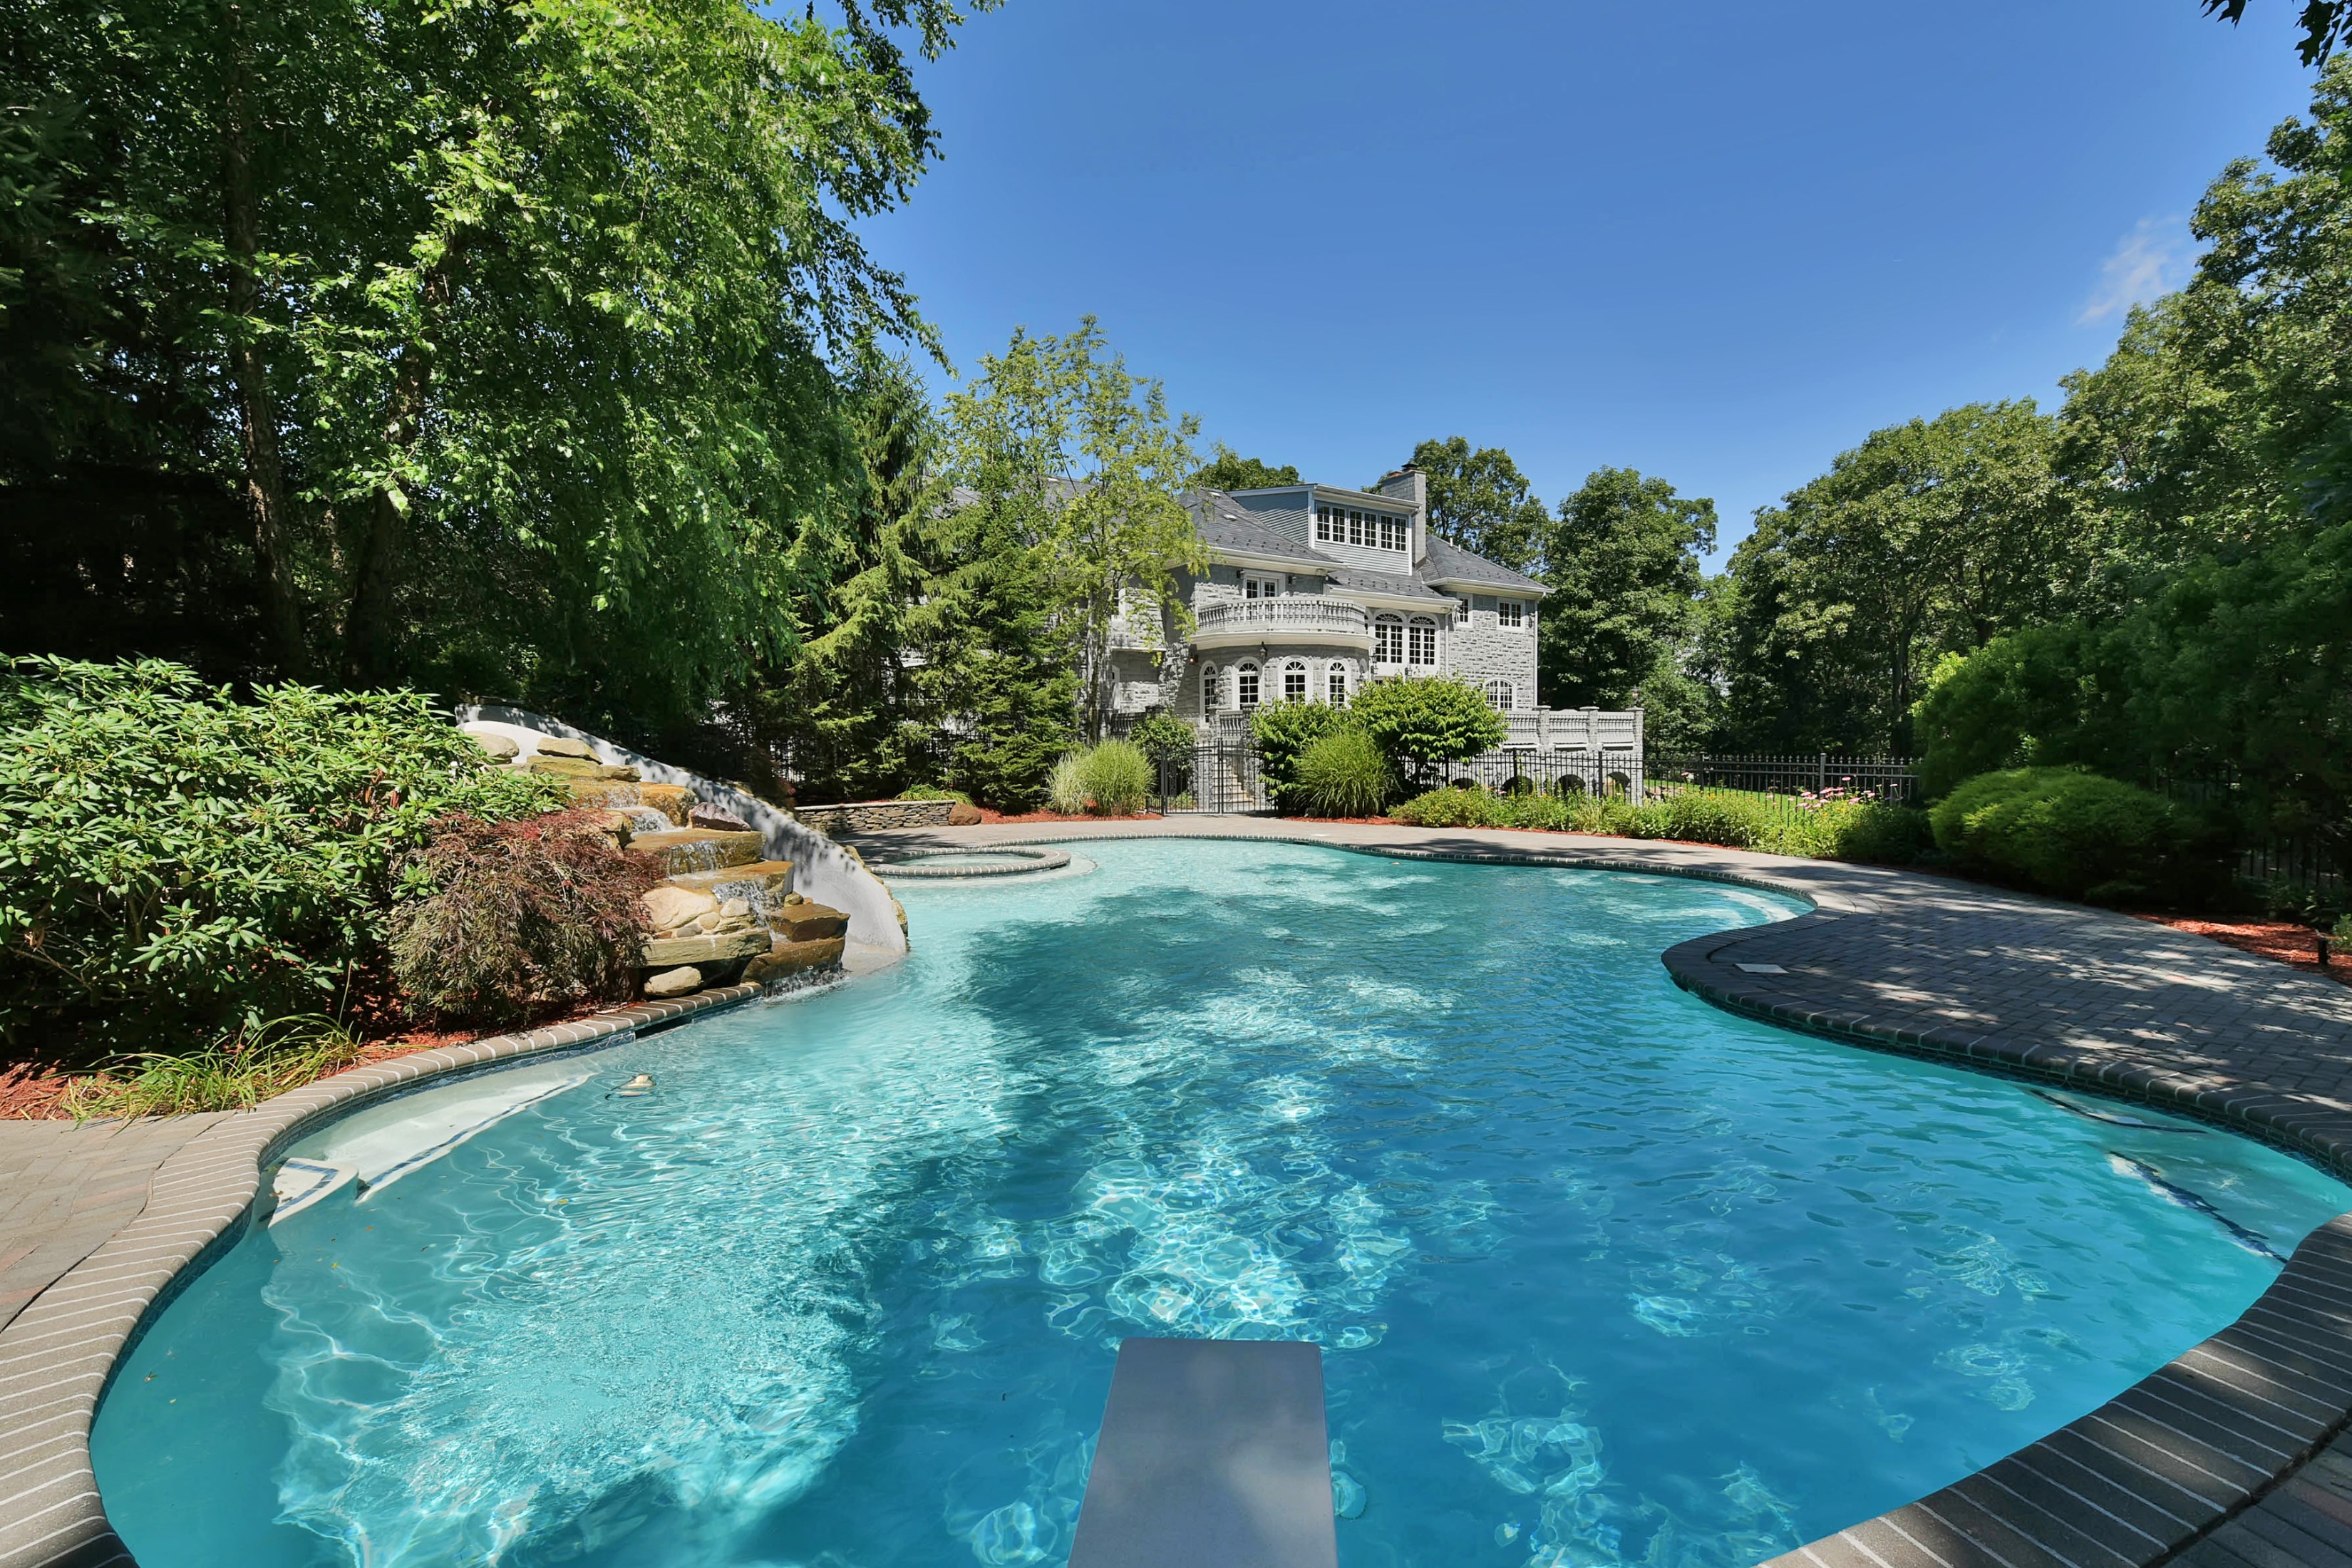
[1314, 505, 1410, 552]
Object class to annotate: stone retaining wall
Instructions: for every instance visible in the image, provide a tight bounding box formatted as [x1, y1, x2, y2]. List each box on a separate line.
[793, 798, 954, 834]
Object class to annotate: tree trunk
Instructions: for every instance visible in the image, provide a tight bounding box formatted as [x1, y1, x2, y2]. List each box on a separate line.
[220, 0, 306, 679]
[340, 263, 449, 687]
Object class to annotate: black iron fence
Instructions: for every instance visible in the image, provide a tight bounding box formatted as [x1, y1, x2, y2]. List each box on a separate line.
[2156, 770, 2346, 904]
[1157, 742, 1264, 813]
[1647, 753, 1922, 805]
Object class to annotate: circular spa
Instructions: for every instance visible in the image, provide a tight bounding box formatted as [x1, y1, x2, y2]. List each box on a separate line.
[92, 840, 2351, 1568]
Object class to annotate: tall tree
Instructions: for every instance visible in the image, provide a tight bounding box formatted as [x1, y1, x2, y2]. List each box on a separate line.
[753, 356, 946, 801]
[941, 317, 1203, 743]
[1539, 468, 1717, 718]
[1192, 443, 1299, 491]
[1719, 401, 2088, 754]
[2204, 0, 2352, 65]
[0, 0, 986, 738]
[1403, 436, 1549, 571]
[1919, 63, 2352, 873]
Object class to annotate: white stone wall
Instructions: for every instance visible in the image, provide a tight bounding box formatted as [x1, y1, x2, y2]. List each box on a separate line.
[1443, 609, 1541, 707]
[1186, 644, 1371, 721]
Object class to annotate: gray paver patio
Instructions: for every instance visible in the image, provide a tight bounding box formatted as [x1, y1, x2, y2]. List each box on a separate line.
[6, 817, 2352, 1568]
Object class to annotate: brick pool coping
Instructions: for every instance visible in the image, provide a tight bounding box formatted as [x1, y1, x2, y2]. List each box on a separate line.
[7, 817, 2352, 1568]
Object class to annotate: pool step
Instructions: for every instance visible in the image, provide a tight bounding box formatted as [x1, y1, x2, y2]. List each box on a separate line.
[1068, 1338, 1336, 1568]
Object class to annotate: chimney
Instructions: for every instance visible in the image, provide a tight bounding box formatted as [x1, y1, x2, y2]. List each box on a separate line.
[1378, 463, 1430, 564]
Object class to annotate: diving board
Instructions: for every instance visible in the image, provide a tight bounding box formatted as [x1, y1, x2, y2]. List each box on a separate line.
[1068, 1338, 1337, 1568]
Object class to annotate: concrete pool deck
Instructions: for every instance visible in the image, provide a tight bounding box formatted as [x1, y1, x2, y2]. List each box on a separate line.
[6, 818, 2352, 1568]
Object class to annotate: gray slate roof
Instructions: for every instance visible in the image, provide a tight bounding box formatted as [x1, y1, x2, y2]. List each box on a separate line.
[1188, 489, 1328, 565]
[949, 482, 1548, 597]
[1418, 533, 1549, 593]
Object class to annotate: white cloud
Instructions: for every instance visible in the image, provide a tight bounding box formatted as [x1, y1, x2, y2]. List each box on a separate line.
[2078, 217, 2189, 324]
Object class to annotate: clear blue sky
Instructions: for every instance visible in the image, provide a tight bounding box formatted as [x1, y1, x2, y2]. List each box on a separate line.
[861, 0, 2323, 566]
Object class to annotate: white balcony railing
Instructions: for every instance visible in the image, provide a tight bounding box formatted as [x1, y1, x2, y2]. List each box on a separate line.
[1193, 597, 1371, 640]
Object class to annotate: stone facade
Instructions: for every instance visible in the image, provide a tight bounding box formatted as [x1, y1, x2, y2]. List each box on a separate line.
[794, 798, 957, 835]
[1105, 465, 1562, 731]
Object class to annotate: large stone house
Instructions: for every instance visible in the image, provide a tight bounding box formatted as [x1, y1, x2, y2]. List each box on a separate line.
[1108, 465, 1641, 777]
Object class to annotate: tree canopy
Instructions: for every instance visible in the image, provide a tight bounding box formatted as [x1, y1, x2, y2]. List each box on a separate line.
[1403, 436, 1550, 572]
[1717, 401, 2090, 754]
[1539, 468, 1716, 715]
[1192, 445, 1300, 491]
[0, 0, 985, 741]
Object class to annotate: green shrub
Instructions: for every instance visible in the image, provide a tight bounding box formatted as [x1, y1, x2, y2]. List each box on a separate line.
[1249, 701, 1351, 808]
[1128, 711, 1195, 769]
[1077, 741, 1153, 816]
[388, 811, 663, 1028]
[1045, 752, 1089, 813]
[1929, 767, 2222, 904]
[1829, 803, 1934, 865]
[2334, 913, 2352, 956]
[1653, 790, 1765, 850]
[1291, 728, 1400, 817]
[1391, 787, 1496, 828]
[1490, 793, 1575, 831]
[1347, 679, 1507, 790]
[896, 785, 975, 805]
[0, 657, 559, 1062]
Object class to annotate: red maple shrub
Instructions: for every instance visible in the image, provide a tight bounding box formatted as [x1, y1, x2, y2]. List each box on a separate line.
[388, 810, 661, 1028]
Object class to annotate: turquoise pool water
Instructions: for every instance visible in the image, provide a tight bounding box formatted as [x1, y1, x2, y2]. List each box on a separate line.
[93, 839, 2352, 1568]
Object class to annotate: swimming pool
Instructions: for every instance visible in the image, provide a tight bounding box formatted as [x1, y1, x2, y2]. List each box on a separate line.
[92, 839, 2352, 1568]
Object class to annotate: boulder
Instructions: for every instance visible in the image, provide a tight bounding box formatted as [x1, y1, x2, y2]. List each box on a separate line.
[465, 729, 521, 762]
[629, 828, 763, 875]
[665, 858, 794, 903]
[947, 801, 984, 826]
[643, 965, 703, 999]
[534, 735, 597, 760]
[770, 900, 847, 944]
[642, 883, 719, 934]
[579, 808, 636, 847]
[689, 803, 754, 832]
[528, 754, 639, 781]
[569, 780, 694, 825]
[744, 935, 846, 984]
[639, 927, 771, 969]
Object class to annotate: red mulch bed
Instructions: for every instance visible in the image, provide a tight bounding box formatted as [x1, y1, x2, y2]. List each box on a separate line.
[2135, 914, 2351, 987]
[970, 808, 1168, 825]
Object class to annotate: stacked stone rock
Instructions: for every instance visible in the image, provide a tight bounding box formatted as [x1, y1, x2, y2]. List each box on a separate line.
[467, 730, 850, 1000]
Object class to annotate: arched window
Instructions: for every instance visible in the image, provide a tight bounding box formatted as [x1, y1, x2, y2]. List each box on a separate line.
[1327, 662, 1348, 706]
[1281, 661, 1307, 703]
[1235, 661, 1262, 710]
[1485, 680, 1515, 711]
[1373, 615, 1404, 665]
[1407, 617, 1437, 668]
[1200, 665, 1219, 713]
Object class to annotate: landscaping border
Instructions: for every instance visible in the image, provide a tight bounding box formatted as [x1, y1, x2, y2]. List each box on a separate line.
[0, 981, 764, 1568]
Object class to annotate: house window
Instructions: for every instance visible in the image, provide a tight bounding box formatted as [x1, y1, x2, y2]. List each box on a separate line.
[1498, 600, 1525, 629]
[1380, 516, 1403, 550]
[1485, 680, 1515, 711]
[1327, 663, 1348, 706]
[1236, 661, 1261, 709]
[1407, 617, 1437, 667]
[1314, 506, 1336, 543]
[1347, 510, 1363, 545]
[1201, 665, 1219, 712]
[1282, 661, 1307, 703]
[1244, 574, 1280, 599]
[1373, 615, 1404, 664]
